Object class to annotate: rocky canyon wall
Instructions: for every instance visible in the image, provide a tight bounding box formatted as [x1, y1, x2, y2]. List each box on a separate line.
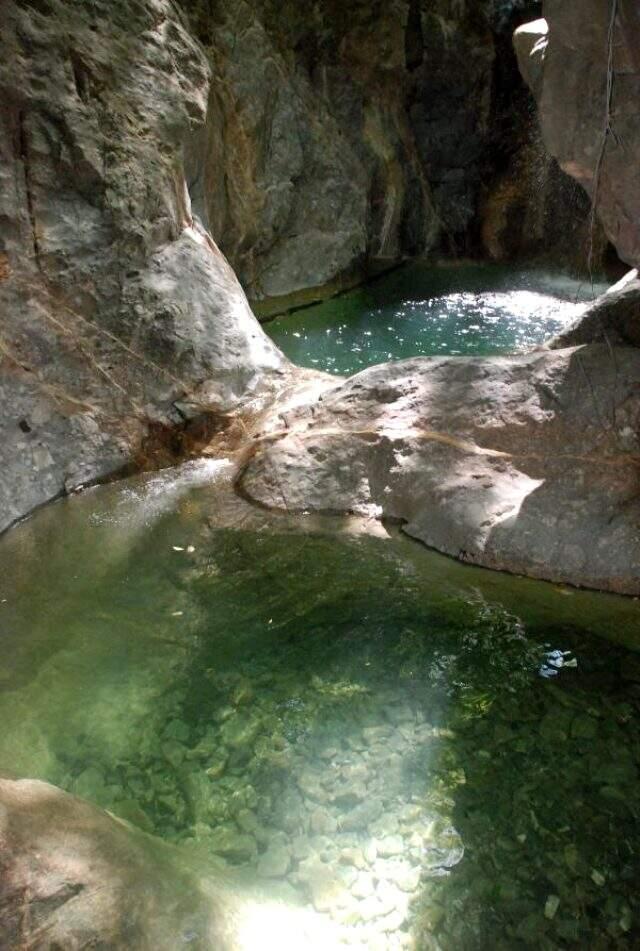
[515, 0, 640, 270]
[181, 0, 597, 314]
[0, 0, 289, 533]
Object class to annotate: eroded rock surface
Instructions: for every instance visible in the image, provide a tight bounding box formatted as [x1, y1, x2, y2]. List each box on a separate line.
[239, 347, 640, 594]
[0, 0, 289, 533]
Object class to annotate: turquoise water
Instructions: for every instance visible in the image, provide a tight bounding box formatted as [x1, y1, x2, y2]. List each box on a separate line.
[266, 266, 608, 375]
[0, 464, 639, 949]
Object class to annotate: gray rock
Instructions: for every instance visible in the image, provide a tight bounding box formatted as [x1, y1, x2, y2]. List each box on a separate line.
[0, 775, 248, 949]
[0, 0, 290, 535]
[257, 842, 291, 878]
[207, 825, 257, 863]
[551, 270, 640, 350]
[340, 798, 384, 832]
[239, 348, 640, 594]
[376, 835, 405, 858]
[515, 4, 640, 267]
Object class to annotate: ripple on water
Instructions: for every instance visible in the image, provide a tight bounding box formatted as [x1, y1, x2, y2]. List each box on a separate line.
[267, 265, 609, 375]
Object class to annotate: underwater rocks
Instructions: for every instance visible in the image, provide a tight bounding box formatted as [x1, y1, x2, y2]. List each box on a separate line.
[239, 345, 640, 594]
[0, 0, 290, 534]
[52, 667, 464, 947]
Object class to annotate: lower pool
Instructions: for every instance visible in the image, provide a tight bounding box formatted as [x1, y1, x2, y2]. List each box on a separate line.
[0, 462, 638, 949]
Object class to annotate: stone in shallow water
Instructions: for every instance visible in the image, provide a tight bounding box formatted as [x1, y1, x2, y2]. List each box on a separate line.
[351, 872, 376, 899]
[310, 806, 338, 835]
[205, 757, 227, 780]
[219, 713, 262, 751]
[376, 835, 405, 857]
[206, 826, 257, 863]
[340, 846, 367, 870]
[375, 858, 420, 893]
[257, 842, 291, 878]
[341, 798, 383, 831]
[164, 719, 190, 742]
[369, 814, 400, 838]
[161, 740, 187, 768]
[298, 857, 348, 913]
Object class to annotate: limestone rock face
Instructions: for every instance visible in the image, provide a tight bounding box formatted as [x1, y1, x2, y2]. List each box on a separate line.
[239, 347, 640, 594]
[515, 1, 640, 268]
[0, 0, 288, 533]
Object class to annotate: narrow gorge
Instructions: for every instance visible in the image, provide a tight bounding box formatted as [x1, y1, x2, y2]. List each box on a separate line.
[0, 1, 639, 948]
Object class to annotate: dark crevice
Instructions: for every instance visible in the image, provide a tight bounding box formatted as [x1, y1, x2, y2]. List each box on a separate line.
[69, 50, 91, 103]
[18, 110, 41, 268]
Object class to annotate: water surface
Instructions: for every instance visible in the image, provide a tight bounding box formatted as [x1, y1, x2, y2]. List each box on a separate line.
[267, 266, 608, 375]
[0, 464, 638, 949]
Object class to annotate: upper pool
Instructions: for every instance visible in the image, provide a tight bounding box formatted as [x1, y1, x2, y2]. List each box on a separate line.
[266, 265, 608, 375]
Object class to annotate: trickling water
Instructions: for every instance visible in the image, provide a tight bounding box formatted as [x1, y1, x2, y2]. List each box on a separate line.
[266, 265, 608, 375]
[0, 464, 639, 949]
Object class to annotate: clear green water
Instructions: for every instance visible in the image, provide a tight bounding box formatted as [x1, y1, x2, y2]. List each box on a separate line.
[266, 266, 608, 375]
[1, 463, 639, 949]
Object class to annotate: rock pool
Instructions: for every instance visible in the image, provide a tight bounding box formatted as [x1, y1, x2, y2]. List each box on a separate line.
[265, 265, 608, 375]
[0, 461, 639, 949]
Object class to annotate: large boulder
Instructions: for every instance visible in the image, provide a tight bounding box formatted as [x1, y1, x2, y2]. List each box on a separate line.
[515, 1, 640, 268]
[552, 268, 640, 348]
[0, 0, 289, 533]
[239, 346, 640, 594]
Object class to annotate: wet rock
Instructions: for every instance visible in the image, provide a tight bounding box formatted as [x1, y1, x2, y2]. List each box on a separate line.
[0, 775, 238, 948]
[298, 857, 348, 913]
[340, 847, 368, 871]
[164, 720, 190, 743]
[72, 767, 108, 806]
[207, 825, 257, 864]
[369, 815, 400, 838]
[257, 842, 292, 878]
[376, 835, 405, 858]
[341, 798, 384, 832]
[310, 806, 338, 835]
[292, 835, 313, 861]
[109, 798, 154, 834]
[351, 872, 376, 900]
[240, 349, 640, 594]
[162, 741, 187, 768]
[205, 758, 227, 780]
[376, 859, 420, 893]
[220, 713, 262, 751]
